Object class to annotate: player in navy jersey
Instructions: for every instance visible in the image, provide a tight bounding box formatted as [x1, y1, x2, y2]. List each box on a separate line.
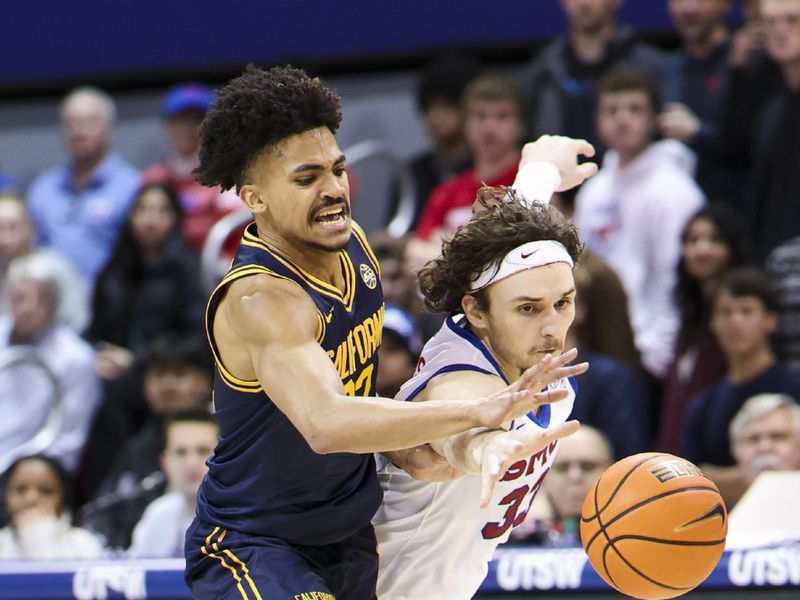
[183, 65, 596, 600]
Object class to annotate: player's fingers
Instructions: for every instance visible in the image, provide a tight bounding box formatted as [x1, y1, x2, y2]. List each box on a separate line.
[576, 162, 599, 182]
[572, 138, 596, 158]
[480, 455, 502, 508]
[531, 388, 569, 406]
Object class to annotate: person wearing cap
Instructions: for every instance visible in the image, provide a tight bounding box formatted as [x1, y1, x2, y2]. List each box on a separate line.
[26, 87, 140, 287]
[373, 183, 589, 600]
[377, 304, 423, 398]
[141, 82, 240, 254]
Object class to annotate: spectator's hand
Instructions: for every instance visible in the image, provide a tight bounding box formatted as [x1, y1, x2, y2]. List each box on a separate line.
[95, 343, 134, 380]
[518, 136, 598, 192]
[730, 22, 764, 68]
[387, 444, 464, 482]
[480, 421, 580, 508]
[659, 103, 701, 144]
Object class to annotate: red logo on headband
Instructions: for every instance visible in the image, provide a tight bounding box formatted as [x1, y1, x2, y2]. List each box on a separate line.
[520, 250, 540, 259]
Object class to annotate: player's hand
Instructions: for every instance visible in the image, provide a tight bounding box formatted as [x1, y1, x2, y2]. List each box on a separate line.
[387, 444, 464, 482]
[473, 348, 588, 430]
[659, 103, 700, 144]
[518, 135, 598, 192]
[479, 421, 580, 508]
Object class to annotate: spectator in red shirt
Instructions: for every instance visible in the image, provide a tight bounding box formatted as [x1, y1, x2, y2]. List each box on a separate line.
[407, 74, 526, 272]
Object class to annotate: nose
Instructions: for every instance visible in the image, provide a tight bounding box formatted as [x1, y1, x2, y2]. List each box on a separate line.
[540, 307, 560, 339]
[321, 170, 347, 200]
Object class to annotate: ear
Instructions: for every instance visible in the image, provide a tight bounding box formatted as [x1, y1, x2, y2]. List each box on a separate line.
[240, 184, 267, 214]
[462, 294, 489, 333]
[765, 311, 779, 335]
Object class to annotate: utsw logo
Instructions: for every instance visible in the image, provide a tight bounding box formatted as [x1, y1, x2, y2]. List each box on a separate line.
[73, 564, 146, 600]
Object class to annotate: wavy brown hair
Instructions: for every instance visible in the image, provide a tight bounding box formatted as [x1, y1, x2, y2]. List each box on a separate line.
[418, 186, 583, 314]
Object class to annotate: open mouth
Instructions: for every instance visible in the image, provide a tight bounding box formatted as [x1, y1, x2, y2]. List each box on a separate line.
[313, 204, 348, 226]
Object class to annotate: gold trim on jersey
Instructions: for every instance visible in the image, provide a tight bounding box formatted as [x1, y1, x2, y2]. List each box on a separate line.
[351, 221, 381, 280]
[241, 224, 357, 311]
[205, 264, 305, 394]
[199, 527, 263, 600]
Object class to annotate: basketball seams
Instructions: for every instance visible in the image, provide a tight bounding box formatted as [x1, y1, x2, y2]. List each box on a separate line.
[600, 539, 694, 593]
[581, 453, 664, 522]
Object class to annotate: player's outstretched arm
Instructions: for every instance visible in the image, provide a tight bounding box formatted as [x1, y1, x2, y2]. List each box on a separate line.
[222, 275, 584, 454]
[512, 135, 598, 203]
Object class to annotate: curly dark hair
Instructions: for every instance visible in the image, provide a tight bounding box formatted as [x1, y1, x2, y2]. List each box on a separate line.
[418, 187, 583, 314]
[195, 64, 342, 191]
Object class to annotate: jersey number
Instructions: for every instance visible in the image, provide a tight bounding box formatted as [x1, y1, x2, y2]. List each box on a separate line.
[481, 468, 549, 540]
[342, 364, 374, 397]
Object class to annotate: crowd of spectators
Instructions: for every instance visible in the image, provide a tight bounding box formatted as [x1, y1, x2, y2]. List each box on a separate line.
[0, 0, 798, 560]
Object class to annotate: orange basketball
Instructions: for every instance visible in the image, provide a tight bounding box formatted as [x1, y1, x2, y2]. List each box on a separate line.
[579, 452, 727, 599]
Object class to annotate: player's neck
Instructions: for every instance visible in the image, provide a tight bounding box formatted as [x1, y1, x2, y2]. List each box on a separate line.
[256, 224, 345, 289]
[726, 347, 775, 385]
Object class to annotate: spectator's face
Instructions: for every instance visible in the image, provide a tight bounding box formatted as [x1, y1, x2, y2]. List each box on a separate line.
[129, 187, 179, 252]
[0, 201, 34, 263]
[543, 428, 611, 519]
[5, 459, 63, 521]
[762, 0, 800, 65]
[464, 99, 524, 164]
[10, 279, 56, 339]
[244, 127, 352, 253]
[144, 365, 211, 416]
[161, 421, 217, 499]
[376, 333, 417, 398]
[668, 0, 731, 45]
[560, 0, 621, 32]
[423, 99, 465, 148]
[380, 257, 416, 310]
[60, 94, 113, 164]
[597, 90, 657, 159]
[710, 291, 777, 357]
[733, 406, 800, 485]
[165, 109, 204, 158]
[682, 217, 731, 283]
[468, 263, 575, 381]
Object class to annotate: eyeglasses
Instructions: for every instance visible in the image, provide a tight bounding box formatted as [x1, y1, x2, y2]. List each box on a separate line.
[551, 460, 606, 475]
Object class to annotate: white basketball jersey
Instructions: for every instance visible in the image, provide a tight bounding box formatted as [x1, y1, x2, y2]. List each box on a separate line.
[373, 315, 576, 600]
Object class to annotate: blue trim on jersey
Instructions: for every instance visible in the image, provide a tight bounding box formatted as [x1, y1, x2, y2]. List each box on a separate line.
[404, 364, 496, 402]
[445, 316, 508, 384]
[527, 403, 551, 428]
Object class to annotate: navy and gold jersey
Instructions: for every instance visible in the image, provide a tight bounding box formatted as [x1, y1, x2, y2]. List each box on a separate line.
[197, 221, 384, 545]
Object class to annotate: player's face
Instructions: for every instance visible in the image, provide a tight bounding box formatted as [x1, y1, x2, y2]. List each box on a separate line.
[733, 407, 800, 485]
[543, 429, 611, 518]
[129, 187, 179, 252]
[597, 91, 657, 161]
[162, 422, 217, 499]
[762, 0, 800, 64]
[710, 291, 777, 357]
[668, 0, 730, 45]
[5, 459, 63, 521]
[682, 217, 731, 283]
[560, 0, 621, 32]
[0, 201, 34, 262]
[475, 263, 576, 381]
[244, 127, 351, 254]
[464, 99, 524, 164]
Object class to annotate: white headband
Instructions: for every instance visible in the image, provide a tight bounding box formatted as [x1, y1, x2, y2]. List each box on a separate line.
[469, 240, 574, 292]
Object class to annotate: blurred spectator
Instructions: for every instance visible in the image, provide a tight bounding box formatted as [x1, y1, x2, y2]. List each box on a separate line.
[552, 189, 641, 372]
[727, 393, 800, 506]
[511, 426, 613, 547]
[407, 74, 525, 272]
[86, 183, 206, 382]
[566, 266, 650, 458]
[26, 87, 140, 286]
[680, 268, 800, 467]
[80, 334, 212, 550]
[387, 55, 482, 231]
[521, 0, 667, 156]
[0, 455, 103, 560]
[377, 304, 422, 398]
[660, 0, 740, 202]
[658, 204, 752, 453]
[142, 82, 241, 254]
[0, 194, 89, 333]
[0, 172, 17, 194]
[766, 234, 800, 372]
[575, 69, 705, 378]
[128, 410, 217, 558]
[0, 254, 100, 472]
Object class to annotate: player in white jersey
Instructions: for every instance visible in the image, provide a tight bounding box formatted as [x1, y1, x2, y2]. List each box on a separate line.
[373, 184, 587, 600]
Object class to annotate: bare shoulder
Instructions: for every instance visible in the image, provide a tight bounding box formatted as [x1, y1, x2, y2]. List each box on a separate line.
[422, 369, 506, 402]
[221, 273, 319, 344]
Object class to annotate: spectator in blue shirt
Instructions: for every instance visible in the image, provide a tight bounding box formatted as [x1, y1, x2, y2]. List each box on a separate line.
[26, 87, 140, 287]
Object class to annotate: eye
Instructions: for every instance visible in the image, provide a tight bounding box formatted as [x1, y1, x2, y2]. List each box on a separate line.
[296, 175, 316, 186]
[333, 165, 346, 177]
[555, 297, 573, 310]
[518, 304, 539, 314]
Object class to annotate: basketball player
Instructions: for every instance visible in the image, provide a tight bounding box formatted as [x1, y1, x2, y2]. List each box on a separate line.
[373, 186, 584, 600]
[183, 65, 596, 599]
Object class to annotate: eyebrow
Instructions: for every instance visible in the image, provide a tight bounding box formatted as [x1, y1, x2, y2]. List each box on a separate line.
[510, 287, 576, 303]
[291, 154, 346, 174]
